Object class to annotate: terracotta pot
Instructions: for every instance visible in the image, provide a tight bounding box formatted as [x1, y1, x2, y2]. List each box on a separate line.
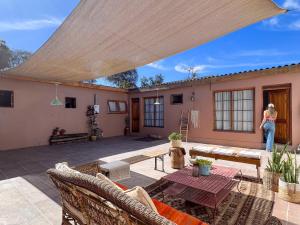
[170, 140, 182, 148]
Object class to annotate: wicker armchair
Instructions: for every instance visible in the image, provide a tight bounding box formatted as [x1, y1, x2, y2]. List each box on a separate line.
[47, 166, 176, 225]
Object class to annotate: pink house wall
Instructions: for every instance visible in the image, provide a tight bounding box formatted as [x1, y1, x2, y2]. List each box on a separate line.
[0, 78, 128, 151]
[129, 70, 300, 149]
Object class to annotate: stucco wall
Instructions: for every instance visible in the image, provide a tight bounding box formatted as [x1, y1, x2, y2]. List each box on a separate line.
[0, 78, 128, 150]
[129, 71, 300, 149]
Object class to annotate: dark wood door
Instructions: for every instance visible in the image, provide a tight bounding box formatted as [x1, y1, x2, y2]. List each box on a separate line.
[268, 89, 290, 144]
[131, 98, 140, 132]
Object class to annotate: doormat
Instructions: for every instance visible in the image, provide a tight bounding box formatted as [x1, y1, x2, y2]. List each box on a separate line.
[135, 137, 161, 142]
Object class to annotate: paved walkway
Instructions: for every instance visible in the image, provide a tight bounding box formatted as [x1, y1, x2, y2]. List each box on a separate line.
[0, 137, 298, 225]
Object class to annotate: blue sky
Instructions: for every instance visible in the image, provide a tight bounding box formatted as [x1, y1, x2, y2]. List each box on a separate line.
[0, 0, 300, 86]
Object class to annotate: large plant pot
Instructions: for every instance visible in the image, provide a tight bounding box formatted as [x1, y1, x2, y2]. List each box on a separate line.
[263, 170, 281, 192]
[199, 165, 211, 176]
[278, 178, 300, 203]
[169, 147, 185, 169]
[170, 140, 182, 148]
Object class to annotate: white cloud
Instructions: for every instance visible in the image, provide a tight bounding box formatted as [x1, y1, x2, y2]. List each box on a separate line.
[146, 60, 168, 70]
[0, 17, 63, 32]
[288, 19, 300, 30]
[283, 0, 300, 10]
[263, 17, 279, 27]
[236, 49, 292, 57]
[174, 64, 207, 73]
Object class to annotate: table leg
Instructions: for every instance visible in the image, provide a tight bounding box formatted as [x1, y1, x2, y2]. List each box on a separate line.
[256, 166, 261, 182]
[237, 170, 243, 193]
[154, 156, 157, 170]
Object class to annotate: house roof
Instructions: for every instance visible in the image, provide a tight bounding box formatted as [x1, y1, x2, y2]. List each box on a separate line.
[132, 62, 300, 92]
[1, 0, 284, 82]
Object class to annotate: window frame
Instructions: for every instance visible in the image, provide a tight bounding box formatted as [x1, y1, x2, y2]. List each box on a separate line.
[143, 96, 164, 128]
[170, 94, 183, 105]
[213, 88, 255, 133]
[107, 100, 127, 114]
[0, 90, 14, 108]
[65, 97, 77, 109]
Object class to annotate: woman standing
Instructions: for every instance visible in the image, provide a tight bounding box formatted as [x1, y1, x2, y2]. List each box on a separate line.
[260, 103, 278, 152]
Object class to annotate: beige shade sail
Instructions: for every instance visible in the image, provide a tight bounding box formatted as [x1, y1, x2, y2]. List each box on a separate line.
[2, 0, 285, 82]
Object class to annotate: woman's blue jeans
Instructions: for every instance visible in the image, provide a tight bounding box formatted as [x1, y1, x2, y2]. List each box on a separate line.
[263, 121, 275, 152]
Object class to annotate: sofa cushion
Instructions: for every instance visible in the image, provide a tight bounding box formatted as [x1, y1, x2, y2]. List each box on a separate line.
[192, 145, 214, 153]
[238, 150, 261, 159]
[152, 199, 207, 225]
[96, 173, 123, 191]
[124, 186, 158, 213]
[55, 162, 80, 174]
[212, 148, 235, 156]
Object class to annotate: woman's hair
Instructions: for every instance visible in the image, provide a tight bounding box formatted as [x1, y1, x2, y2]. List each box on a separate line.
[267, 103, 276, 115]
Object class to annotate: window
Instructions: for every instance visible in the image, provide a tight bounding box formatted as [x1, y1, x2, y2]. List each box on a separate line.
[144, 97, 164, 127]
[65, 97, 76, 108]
[171, 94, 183, 104]
[214, 89, 254, 132]
[108, 100, 127, 113]
[0, 90, 13, 107]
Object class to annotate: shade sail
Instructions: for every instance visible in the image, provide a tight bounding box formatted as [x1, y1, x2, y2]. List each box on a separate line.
[3, 0, 284, 81]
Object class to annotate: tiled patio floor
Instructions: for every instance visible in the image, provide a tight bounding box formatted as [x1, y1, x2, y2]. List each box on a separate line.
[0, 136, 299, 225]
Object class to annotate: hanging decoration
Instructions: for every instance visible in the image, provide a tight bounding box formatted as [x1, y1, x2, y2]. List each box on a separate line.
[154, 89, 160, 105]
[50, 83, 63, 106]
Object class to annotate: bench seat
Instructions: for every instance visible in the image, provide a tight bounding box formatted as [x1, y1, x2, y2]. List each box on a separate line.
[190, 146, 262, 179]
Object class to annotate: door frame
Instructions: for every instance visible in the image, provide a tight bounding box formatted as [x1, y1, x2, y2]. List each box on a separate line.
[262, 83, 292, 145]
[131, 98, 140, 133]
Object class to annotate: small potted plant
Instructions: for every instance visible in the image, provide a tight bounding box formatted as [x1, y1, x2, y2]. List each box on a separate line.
[263, 145, 286, 192]
[278, 149, 300, 203]
[59, 129, 66, 136]
[52, 127, 60, 136]
[197, 159, 213, 176]
[168, 132, 182, 148]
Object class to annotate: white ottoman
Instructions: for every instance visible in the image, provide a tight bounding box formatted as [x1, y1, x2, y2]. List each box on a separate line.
[100, 160, 130, 181]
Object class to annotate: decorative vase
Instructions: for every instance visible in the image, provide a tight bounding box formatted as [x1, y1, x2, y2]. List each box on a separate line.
[199, 165, 211, 176]
[170, 140, 182, 148]
[263, 169, 281, 192]
[192, 164, 199, 177]
[278, 178, 300, 203]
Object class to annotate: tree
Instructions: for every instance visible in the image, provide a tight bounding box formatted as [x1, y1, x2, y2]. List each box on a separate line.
[140, 74, 164, 88]
[106, 69, 138, 89]
[0, 40, 11, 70]
[0, 40, 32, 71]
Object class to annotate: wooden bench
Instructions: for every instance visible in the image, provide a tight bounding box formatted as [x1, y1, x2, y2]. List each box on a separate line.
[189, 147, 261, 180]
[143, 149, 169, 172]
[49, 133, 89, 145]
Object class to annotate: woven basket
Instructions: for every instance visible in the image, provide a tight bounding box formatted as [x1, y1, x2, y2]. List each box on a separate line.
[263, 170, 281, 192]
[278, 178, 300, 203]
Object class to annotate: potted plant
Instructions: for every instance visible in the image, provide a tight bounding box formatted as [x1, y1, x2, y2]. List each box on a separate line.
[278, 149, 300, 203]
[168, 132, 182, 148]
[52, 127, 60, 136]
[263, 145, 286, 192]
[87, 105, 102, 141]
[59, 129, 66, 136]
[197, 159, 213, 176]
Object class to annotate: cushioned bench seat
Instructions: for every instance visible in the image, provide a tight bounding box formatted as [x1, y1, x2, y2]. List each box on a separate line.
[190, 145, 262, 179]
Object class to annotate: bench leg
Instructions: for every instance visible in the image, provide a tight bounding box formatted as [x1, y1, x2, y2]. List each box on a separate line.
[154, 155, 165, 172]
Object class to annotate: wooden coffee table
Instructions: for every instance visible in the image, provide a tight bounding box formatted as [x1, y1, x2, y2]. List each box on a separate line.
[161, 165, 242, 222]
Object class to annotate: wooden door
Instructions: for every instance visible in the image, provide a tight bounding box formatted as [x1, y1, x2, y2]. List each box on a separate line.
[131, 98, 140, 132]
[268, 89, 290, 144]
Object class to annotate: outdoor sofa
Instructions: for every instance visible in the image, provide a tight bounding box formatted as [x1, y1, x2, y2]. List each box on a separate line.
[47, 163, 206, 225]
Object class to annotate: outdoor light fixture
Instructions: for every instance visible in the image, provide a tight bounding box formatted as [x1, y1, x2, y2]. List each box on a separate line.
[50, 83, 63, 106]
[154, 89, 160, 105]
